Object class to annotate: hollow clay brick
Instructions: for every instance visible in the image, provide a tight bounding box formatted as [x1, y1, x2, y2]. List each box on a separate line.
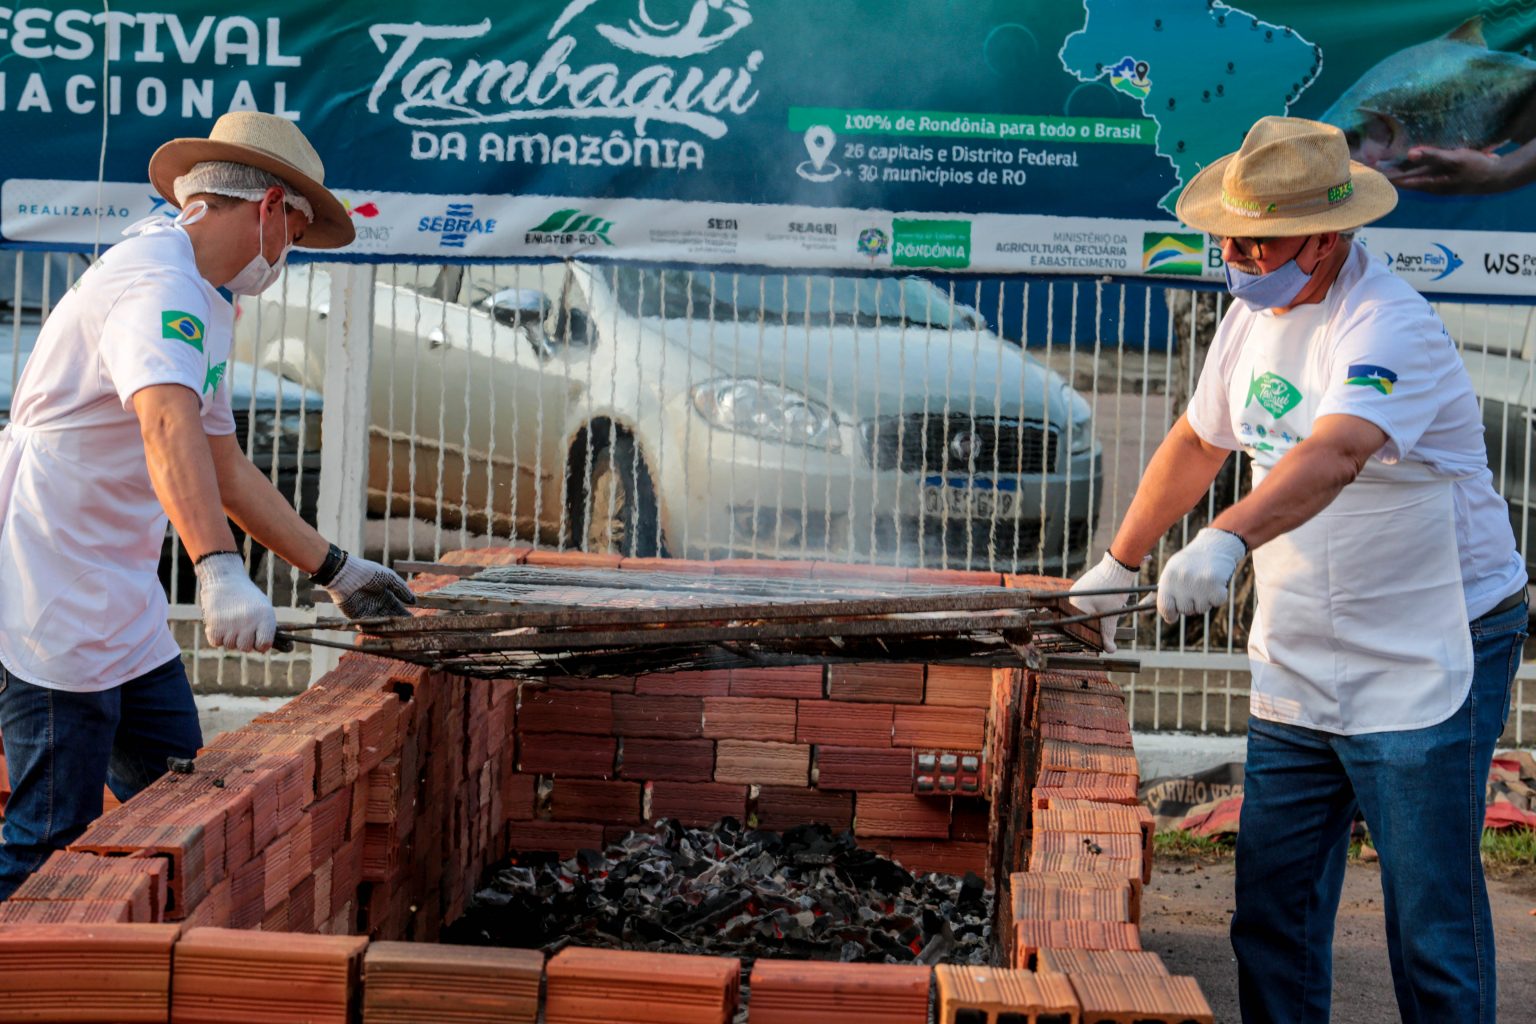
[813, 746, 914, 792]
[612, 695, 704, 739]
[701, 697, 797, 742]
[1013, 921, 1142, 969]
[748, 959, 930, 1024]
[714, 740, 810, 787]
[1034, 949, 1170, 978]
[637, 671, 734, 697]
[1065, 973, 1214, 1024]
[893, 706, 986, 749]
[0, 923, 180, 1024]
[753, 787, 853, 831]
[545, 946, 740, 1024]
[523, 549, 623, 569]
[648, 781, 748, 828]
[520, 732, 618, 778]
[171, 926, 368, 1024]
[934, 964, 1080, 1024]
[923, 666, 993, 708]
[620, 738, 715, 782]
[885, 840, 989, 878]
[362, 941, 543, 1024]
[728, 666, 823, 700]
[1038, 740, 1139, 778]
[796, 702, 893, 748]
[551, 779, 643, 824]
[505, 821, 606, 857]
[854, 793, 951, 839]
[905, 567, 1002, 587]
[827, 664, 925, 704]
[519, 691, 614, 736]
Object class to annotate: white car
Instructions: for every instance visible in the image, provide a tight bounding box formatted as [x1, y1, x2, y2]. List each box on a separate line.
[237, 263, 1102, 573]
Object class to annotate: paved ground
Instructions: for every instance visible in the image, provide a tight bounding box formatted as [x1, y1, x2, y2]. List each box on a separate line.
[1142, 856, 1536, 1023]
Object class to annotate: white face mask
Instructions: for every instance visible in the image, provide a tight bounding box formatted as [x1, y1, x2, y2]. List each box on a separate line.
[224, 201, 292, 296]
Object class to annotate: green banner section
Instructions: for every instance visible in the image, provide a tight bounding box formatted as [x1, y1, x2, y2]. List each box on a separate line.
[788, 107, 1155, 145]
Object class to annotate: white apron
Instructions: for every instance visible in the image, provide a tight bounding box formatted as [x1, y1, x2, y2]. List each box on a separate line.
[1229, 313, 1473, 735]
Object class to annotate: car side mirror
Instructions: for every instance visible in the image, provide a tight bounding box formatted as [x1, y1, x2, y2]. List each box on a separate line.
[485, 288, 551, 329]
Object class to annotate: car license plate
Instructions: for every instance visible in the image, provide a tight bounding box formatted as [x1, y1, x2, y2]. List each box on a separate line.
[922, 484, 1016, 519]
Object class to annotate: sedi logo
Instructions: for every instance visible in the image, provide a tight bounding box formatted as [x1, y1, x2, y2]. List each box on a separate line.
[1143, 232, 1203, 276]
[892, 219, 971, 269]
[527, 209, 616, 246]
[418, 203, 497, 250]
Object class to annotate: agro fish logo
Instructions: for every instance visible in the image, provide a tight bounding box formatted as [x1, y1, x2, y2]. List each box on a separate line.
[1244, 370, 1302, 419]
[1345, 363, 1397, 395]
[1383, 243, 1463, 282]
[161, 310, 205, 353]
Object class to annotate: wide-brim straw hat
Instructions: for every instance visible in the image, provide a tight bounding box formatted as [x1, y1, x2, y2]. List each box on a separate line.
[148, 112, 354, 249]
[1176, 116, 1397, 238]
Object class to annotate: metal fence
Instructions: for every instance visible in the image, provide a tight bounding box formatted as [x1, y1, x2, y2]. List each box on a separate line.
[6, 248, 1535, 742]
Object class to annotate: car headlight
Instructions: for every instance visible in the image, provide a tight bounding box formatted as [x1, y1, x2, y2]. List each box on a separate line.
[691, 379, 840, 450]
[252, 409, 323, 453]
[1058, 392, 1094, 455]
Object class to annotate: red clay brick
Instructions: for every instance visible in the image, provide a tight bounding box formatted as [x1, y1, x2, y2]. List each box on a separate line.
[934, 965, 1078, 1024]
[501, 773, 537, 819]
[892, 706, 986, 749]
[905, 567, 1001, 586]
[636, 671, 733, 697]
[620, 738, 715, 782]
[710, 558, 821, 579]
[923, 666, 993, 708]
[813, 746, 912, 792]
[885, 840, 988, 878]
[753, 787, 853, 831]
[519, 691, 614, 735]
[522, 549, 624, 569]
[552, 779, 643, 824]
[796, 702, 893, 748]
[1013, 920, 1142, 967]
[748, 959, 929, 1024]
[172, 926, 368, 1024]
[519, 733, 617, 778]
[714, 741, 810, 787]
[1066, 973, 1215, 1024]
[827, 664, 924, 704]
[701, 697, 797, 742]
[363, 941, 543, 1024]
[649, 781, 748, 828]
[505, 821, 605, 857]
[612, 695, 703, 739]
[809, 562, 909, 583]
[545, 947, 740, 1024]
[0, 923, 180, 1023]
[728, 666, 823, 700]
[854, 793, 951, 839]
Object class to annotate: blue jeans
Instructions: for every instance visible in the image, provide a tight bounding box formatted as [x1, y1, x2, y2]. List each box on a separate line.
[1231, 598, 1527, 1024]
[0, 656, 202, 901]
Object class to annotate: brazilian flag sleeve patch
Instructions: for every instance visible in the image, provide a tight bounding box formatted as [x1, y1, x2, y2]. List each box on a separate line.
[161, 310, 205, 352]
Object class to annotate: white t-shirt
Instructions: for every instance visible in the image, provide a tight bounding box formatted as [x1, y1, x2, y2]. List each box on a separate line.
[0, 222, 235, 691]
[1186, 243, 1527, 618]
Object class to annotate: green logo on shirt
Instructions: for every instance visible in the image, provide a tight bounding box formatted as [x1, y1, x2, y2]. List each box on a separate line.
[1244, 370, 1302, 420]
[162, 310, 205, 352]
[204, 358, 226, 395]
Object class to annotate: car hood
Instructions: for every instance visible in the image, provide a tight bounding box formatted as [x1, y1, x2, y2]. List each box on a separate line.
[641, 318, 1080, 422]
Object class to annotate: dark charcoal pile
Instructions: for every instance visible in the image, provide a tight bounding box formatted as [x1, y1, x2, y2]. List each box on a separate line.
[445, 818, 992, 966]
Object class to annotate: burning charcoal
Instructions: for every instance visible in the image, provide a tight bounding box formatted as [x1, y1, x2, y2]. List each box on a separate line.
[958, 871, 985, 907]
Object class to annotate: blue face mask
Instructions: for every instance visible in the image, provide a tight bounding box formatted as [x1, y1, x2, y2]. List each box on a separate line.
[1224, 257, 1313, 310]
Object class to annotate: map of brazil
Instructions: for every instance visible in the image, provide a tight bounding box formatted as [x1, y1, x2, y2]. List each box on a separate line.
[1060, 0, 1323, 212]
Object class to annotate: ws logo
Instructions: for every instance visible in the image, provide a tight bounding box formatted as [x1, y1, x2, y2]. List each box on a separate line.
[1484, 252, 1536, 276]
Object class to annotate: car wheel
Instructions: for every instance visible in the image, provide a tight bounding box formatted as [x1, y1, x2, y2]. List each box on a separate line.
[569, 432, 662, 558]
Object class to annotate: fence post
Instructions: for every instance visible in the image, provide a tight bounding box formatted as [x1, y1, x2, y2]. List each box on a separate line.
[310, 263, 376, 683]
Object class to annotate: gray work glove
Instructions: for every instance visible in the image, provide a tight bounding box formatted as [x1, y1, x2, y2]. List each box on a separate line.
[312, 545, 416, 619]
[196, 553, 278, 652]
[1068, 552, 1140, 654]
[1157, 528, 1248, 624]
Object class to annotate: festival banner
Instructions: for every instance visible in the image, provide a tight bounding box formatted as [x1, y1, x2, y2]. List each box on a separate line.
[3, 2, 1536, 295]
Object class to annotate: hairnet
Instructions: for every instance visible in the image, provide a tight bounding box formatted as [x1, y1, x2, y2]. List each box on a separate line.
[171, 161, 315, 222]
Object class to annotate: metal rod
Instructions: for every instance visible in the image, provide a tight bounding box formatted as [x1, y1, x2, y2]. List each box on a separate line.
[1032, 600, 1160, 628]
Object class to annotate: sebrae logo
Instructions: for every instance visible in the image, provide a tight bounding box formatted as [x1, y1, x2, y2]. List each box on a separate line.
[366, 0, 764, 140]
[527, 209, 616, 246]
[418, 202, 497, 249]
[1143, 232, 1203, 275]
[162, 310, 205, 352]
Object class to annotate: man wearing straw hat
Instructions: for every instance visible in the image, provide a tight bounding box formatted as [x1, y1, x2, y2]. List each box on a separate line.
[1071, 117, 1527, 1022]
[0, 113, 414, 901]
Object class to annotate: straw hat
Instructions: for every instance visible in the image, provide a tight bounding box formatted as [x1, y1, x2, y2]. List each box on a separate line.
[1175, 116, 1397, 238]
[148, 112, 354, 249]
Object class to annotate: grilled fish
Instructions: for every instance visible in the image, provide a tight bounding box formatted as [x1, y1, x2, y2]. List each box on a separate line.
[1321, 17, 1536, 172]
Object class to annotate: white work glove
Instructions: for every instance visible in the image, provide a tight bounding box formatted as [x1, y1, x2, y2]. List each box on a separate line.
[1157, 528, 1248, 624]
[313, 546, 416, 620]
[1068, 552, 1141, 653]
[195, 553, 278, 652]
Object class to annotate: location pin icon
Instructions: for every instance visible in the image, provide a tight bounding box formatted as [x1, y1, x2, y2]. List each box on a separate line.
[804, 125, 835, 171]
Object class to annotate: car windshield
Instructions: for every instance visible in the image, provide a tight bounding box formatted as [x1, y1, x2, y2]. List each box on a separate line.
[610, 268, 980, 329]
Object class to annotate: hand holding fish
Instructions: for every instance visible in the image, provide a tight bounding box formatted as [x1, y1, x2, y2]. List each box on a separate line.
[1392, 143, 1536, 195]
